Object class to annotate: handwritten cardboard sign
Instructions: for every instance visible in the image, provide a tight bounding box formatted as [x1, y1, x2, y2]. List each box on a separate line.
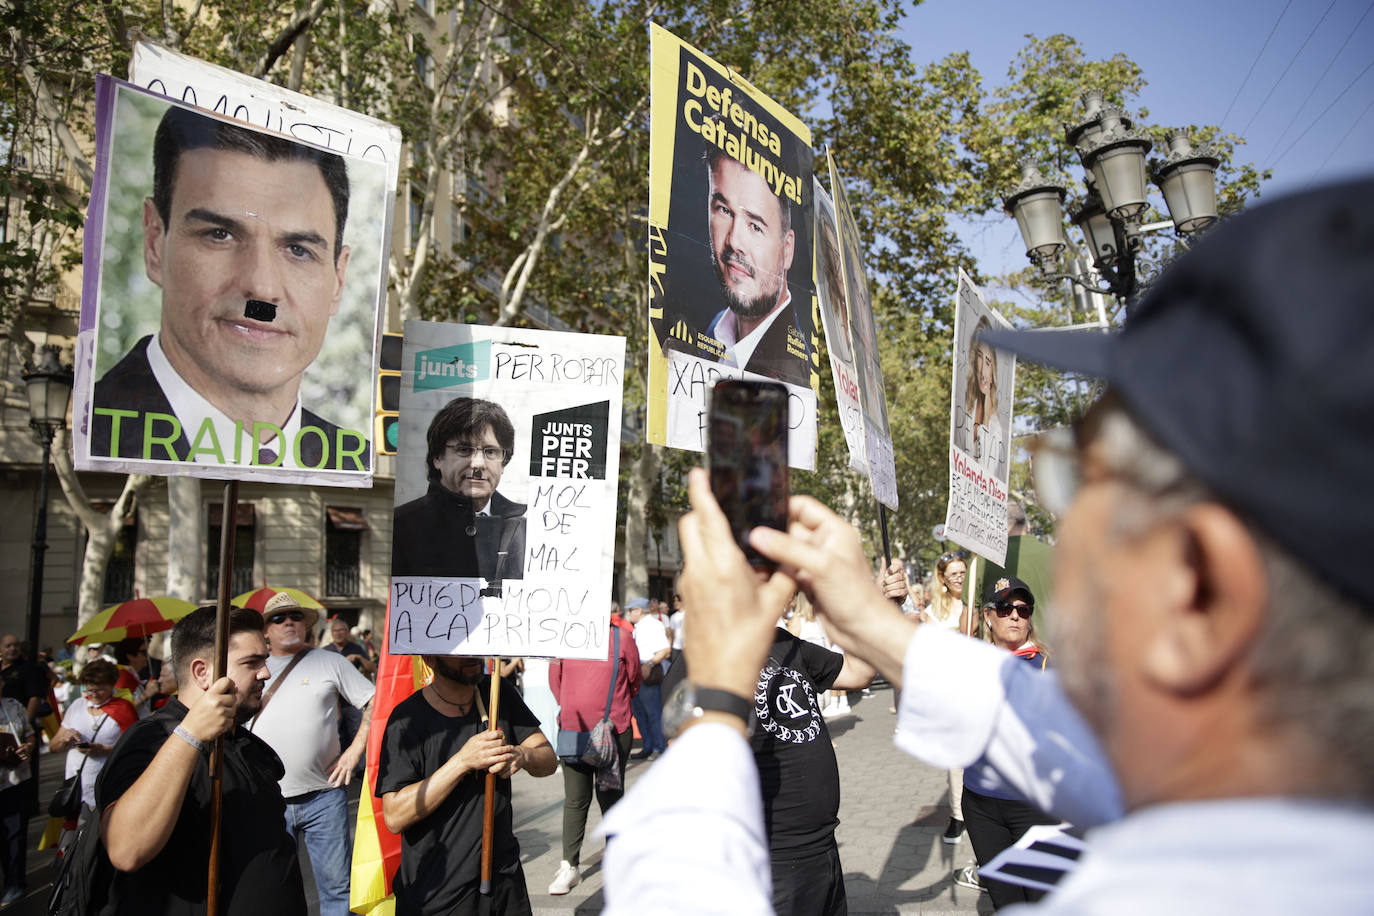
[388, 322, 624, 660]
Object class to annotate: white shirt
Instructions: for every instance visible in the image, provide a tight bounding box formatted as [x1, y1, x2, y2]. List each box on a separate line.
[60, 700, 122, 807]
[599, 722, 771, 915]
[597, 625, 1374, 913]
[712, 290, 793, 372]
[251, 648, 375, 797]
[669, 610, 686, 651]
[632, 616, 670, 666]
[147, 333, 309, 469]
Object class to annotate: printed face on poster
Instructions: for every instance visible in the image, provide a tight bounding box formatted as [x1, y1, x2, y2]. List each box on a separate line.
[388, 321, 625, 660]
[943, 269, 1016, 565]
[813, 180, 865, 473]
[71, 74, 396, 487]
[825, 153, 898, 510]
[646, 23, 818, 469]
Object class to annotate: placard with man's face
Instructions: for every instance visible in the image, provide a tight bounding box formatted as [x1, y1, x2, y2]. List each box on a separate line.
[73, 76, 393, 487]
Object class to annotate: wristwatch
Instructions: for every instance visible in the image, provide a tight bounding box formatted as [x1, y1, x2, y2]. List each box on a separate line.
[662, 680, 755, 739]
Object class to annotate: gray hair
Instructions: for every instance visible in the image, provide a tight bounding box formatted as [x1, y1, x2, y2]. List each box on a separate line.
[1087, 393, 1374, 799]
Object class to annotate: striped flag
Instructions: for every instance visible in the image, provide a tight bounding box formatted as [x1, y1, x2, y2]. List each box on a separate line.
[349, 613, 431, 915]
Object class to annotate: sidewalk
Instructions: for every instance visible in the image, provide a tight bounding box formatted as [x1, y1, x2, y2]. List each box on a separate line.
[518, 684, 992, 914]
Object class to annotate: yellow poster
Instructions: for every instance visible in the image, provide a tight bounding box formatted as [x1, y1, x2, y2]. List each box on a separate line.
[647, 24, 818, 469]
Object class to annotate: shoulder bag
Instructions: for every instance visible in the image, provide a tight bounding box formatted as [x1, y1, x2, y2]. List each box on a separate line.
[49, 715, 108, 819]
[555, 627, 620, 766]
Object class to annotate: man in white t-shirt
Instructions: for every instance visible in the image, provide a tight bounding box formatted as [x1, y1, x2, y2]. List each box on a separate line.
[252, 593, 375, 916]
[625, 598, 669, 760]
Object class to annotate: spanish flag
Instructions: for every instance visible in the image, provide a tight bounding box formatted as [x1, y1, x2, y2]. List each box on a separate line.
[349, 613, 430, 915]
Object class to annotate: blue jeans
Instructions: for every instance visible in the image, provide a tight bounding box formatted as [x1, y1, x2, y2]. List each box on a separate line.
[284, 787, 352, 916]
[632, 683, 667, 753]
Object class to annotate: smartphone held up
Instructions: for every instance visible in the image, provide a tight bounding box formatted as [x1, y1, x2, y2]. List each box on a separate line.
[707, 380, 790, 571]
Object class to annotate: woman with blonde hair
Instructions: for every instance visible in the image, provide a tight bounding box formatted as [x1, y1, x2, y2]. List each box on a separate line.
[922, 550, 972, 844]
[963, 316, 1004, 473]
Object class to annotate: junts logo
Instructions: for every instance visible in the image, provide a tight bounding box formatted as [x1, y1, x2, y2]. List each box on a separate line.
[413, 340, 492, 391]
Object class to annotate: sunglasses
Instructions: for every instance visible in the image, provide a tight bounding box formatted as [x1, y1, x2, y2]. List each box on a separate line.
[939, 551, 969, 564]
[989, 603, 1034, 619]
[266, 610, 306, 625]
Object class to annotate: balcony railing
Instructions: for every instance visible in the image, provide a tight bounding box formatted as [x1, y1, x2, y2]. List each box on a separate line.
[325, 565, 360, 597]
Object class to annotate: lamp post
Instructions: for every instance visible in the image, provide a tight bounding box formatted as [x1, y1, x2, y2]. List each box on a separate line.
[23, 344, 73, 656]
[1002, 90, 1221, 316]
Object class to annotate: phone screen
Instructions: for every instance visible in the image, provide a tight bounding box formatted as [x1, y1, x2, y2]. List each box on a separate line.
[708, 380, 790, 569]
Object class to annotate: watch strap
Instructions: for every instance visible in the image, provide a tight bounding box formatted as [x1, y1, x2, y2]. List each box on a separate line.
[692, 687, 753, 723]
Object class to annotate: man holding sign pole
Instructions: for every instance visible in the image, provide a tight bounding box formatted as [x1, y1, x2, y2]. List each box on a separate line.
[377, 656, 554, 915]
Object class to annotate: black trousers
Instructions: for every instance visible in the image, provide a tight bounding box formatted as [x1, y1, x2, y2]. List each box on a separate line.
[0, 783, 28, 892]
[400, 862, 532, 916]
[962, 786, 1057, 910]
[560, 728, 633, 865]
[771, 839, 847, 916]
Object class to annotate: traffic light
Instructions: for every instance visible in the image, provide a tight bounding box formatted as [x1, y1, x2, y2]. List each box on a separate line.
[376, 332, 402, 455]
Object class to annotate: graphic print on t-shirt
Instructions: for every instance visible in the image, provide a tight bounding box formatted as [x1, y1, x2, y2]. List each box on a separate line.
[755, 658, 823, 744]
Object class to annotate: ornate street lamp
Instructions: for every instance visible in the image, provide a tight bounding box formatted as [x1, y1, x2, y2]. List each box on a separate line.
[1154, 132, 1221, 234]
[23, 344, 73, 656]
[1001, 91, 1221, 314]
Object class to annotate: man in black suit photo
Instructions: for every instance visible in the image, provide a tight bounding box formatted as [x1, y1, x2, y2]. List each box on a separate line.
[89, 101, 367, 473]
[391, 397, 527, 584]
[700, 146, 811, 388]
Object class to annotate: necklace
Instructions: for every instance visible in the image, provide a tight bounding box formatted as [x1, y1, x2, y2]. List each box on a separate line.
[429, 681, 475, 712]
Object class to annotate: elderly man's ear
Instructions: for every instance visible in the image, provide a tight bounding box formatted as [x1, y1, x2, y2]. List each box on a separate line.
[1141, 503, 1267, 695]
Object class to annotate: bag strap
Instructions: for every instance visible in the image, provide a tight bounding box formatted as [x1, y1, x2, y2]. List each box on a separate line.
[602, 627, 621, 721]
[249, 650, 309, 731]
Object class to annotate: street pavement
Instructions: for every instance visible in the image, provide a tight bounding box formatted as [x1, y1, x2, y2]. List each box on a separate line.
[14, 683, 991, 914]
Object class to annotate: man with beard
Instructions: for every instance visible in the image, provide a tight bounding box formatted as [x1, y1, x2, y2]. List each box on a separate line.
[701, 146, 811, 388]
[251, 594, 375, 916]
[600, 180, 1374, 913]
[96, 606, 307, 914]
[392, 397, 527, 584]
[377, 656, 556, 915]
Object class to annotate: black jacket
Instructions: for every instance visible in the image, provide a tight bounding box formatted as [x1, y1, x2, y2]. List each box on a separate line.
[391, 483, 527, 580]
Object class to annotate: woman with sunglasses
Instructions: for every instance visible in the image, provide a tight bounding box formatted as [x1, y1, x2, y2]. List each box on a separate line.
[955, 577, 1058, 908]
[922, 551, 972, 844]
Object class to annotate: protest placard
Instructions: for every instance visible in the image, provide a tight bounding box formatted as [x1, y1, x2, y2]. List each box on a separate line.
[646, 23, 818, 469]
[942, 269, 1016, 565]
[387, 322, 624, 660]
[822, 154, 898, 509]
[71, 58, 398, 488]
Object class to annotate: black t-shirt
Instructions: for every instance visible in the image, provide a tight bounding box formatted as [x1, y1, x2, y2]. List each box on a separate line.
[0, 660, 48, 710]
[751, 629, 844, 856]
[376, 678, 541, 916]
[94, 700, 307, 916]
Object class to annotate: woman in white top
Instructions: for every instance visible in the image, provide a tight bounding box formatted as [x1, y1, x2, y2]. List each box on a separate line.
[922, 551, 972, 845]
[49, 660, 137, 812]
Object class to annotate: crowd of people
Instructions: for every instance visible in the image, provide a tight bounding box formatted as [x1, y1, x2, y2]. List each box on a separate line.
[5, 178, 1370, 916]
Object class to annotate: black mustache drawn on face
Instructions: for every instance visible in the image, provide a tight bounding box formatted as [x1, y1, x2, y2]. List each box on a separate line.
[244, 299, 277, 322]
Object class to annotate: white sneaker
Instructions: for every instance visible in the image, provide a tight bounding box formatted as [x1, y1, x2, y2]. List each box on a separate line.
[548, 860, 580, 895]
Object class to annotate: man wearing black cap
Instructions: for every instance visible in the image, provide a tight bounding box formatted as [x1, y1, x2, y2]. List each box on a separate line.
[598, 179, 1374, 913]
[955, 577, 1056, 908]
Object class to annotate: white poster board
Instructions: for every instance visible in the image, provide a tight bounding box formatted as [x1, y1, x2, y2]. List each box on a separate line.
[942, 269, 1016, 565]
[387, 321, 625, 660]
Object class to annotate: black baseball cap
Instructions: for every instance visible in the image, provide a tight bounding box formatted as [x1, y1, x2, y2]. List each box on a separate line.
[984, 178, 1374, 607]
[985, 575, 1034, 607]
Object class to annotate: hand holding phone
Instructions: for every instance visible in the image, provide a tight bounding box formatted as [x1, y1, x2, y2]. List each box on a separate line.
[707, 380, 790, 571]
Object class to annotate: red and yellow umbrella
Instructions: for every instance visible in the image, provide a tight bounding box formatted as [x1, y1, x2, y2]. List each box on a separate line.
[67, 596, 199, 645]
[233, 586, 325, 613]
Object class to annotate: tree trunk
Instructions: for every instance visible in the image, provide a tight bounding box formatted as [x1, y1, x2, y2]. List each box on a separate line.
[622, 443, 657, 601]
[50, 430, 153, 626]
[165, 476, 202, 602]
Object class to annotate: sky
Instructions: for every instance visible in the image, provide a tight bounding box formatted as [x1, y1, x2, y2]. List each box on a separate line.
[898, 0, 1374, 281]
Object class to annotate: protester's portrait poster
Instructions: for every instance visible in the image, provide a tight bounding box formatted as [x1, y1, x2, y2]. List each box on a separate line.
[943, 269, 1016, 565]
[813, 180, 865, 472]
[826, 153, 897, 510]
[388, 321, 624, 661]
[646, 23, 818, 469]
[72, 75, 396, 488]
